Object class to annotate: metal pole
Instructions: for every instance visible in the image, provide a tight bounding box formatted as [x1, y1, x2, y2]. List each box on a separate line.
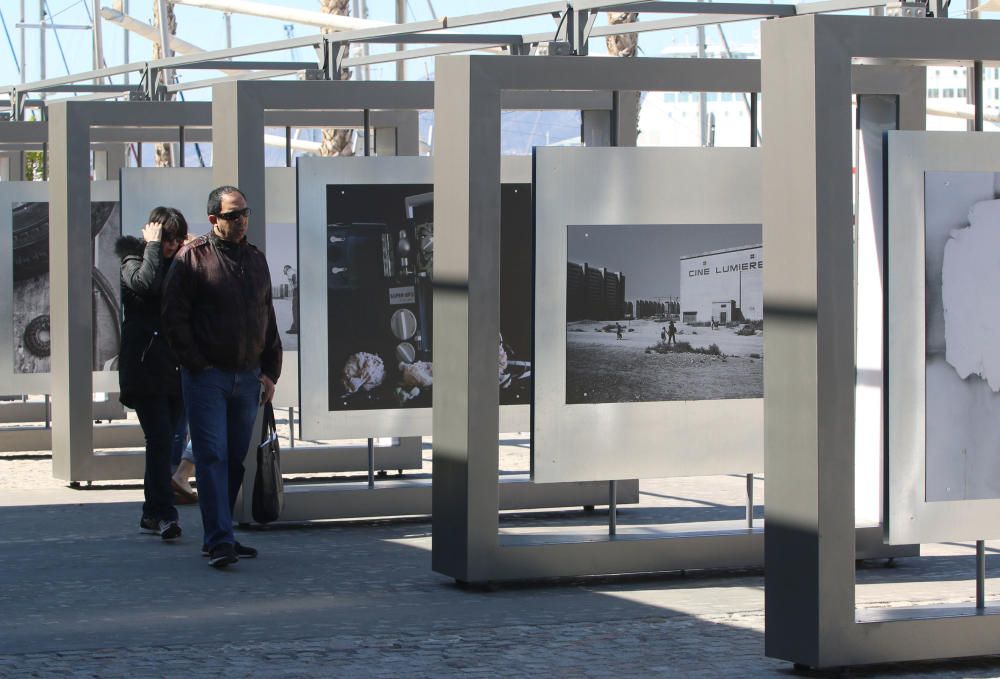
[974, 61, 984, 133]
[224, 11, 232, 49]
[367, 437, 375, 489]
[38, 0, 45, 87]
[44, 394, 50, 429]
[609, 480, 617, 536]
[285, 125, 291, 167]
[178, 126, 185, 167]
[123, 0, 129, 85]
[395, 0, 405, 81]
[360, 0, 369, 81]
[750, 92, 758, 148]
[92, 0, 104, 80]
[977, 540, 986, 609]
[746, 473, 754, 528]
[19, 0, 26, 83]
[696, 3, 707, 147]
[288, 406, 295, 447]
[363, 109, 370, 156]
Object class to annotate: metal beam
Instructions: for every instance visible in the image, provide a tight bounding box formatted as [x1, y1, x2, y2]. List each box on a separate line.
[576, 1, 796, 15]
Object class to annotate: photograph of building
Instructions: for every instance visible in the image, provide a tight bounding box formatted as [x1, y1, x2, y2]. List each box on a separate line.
[565, 223, 763, 404]
[679, 244, 763, 324]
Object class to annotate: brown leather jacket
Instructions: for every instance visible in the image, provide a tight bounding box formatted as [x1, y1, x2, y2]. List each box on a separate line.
[161, 231, 282, 383]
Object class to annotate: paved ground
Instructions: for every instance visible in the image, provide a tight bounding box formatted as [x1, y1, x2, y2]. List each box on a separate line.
[3, 438, 1000, 678]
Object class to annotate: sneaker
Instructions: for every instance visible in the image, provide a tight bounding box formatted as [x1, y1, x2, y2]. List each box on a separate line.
[208, 543, 238, 569]
[158, 520, 182, 541]
[202, 541, 257, 559]
[139, 516, 158, 534]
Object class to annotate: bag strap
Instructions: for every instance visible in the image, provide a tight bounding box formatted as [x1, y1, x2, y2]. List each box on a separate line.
[264, 401, 277, 439]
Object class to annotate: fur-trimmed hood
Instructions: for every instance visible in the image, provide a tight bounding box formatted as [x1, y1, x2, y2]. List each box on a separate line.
[114, 235, 146, 259]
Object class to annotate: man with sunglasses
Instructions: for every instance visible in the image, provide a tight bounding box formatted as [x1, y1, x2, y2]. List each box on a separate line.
[162, 185, 282, 569]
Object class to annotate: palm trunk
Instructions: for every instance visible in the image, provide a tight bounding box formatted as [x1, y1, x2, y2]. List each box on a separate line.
[152, 0, 178, 167]
[605, 12, 641, 145]
[319, 0, 355, 157]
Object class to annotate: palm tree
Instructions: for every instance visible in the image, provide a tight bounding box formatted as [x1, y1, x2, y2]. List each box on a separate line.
[151, 0, 178, 167]
[318, 0, 355, 157]
[605, 12, 640, 144]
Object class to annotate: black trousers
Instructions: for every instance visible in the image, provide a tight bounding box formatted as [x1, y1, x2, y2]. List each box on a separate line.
[133, 393, 184, 522]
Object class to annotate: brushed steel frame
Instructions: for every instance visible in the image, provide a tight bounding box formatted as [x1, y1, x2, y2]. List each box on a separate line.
[433, 52, 923, 585]
[297, 155, 532, 441]
[432, 55, 768, 585]
[762, 14, 1000, 670]
[0, 180, 120, 395]
[46, 101, 212, 482]
[885, 131, 1000, 545]
[533, 146, 764, 483]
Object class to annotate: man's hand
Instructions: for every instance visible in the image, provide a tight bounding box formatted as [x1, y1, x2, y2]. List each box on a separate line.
[142, 222, 163, 243]
[259, 374, 276, 404]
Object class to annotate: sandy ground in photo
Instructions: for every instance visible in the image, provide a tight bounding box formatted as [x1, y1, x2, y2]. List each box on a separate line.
[567, 319, 763, 403]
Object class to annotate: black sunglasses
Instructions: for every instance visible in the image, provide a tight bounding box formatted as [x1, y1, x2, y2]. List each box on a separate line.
[215, 207, 251, 221]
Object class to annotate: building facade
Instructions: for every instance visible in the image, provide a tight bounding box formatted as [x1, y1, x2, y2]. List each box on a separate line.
[679, 244, 763, 324]
[567, 262, 627, 321]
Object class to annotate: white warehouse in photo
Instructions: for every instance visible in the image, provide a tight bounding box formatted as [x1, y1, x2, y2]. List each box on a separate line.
[679, 244, 763, 323]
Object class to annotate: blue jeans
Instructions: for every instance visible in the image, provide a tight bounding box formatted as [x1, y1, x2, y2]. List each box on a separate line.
[181, 367, 261, 550]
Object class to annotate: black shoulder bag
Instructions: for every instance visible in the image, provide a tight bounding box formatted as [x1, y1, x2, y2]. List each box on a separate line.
[252, 402, 284, 524]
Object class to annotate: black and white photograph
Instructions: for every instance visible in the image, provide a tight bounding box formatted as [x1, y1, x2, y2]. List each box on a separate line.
[924, 170, 1000, 502]
[11, 201, 121, 373]
[325, 183, 532, 412]
[266, 222, 298, 351]
[565, 223, 763, 405]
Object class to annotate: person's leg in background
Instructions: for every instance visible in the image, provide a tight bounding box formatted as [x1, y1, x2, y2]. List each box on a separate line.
[170, 413, 197, 503]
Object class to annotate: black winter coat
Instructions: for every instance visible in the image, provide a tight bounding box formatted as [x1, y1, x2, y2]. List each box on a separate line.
[115, 236, 180, 407]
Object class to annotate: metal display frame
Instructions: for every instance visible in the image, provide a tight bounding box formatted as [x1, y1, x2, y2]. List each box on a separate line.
[46, 101, 211, 482]
[885, 131, 1000, 545]
[762, 14, 1000, 670]
[219, 79, 640, 525]
[533, 146, 764, 483]
[119, 164, 424, 475]
[432, 53, 922, 585]
[297, 155, 532, 441]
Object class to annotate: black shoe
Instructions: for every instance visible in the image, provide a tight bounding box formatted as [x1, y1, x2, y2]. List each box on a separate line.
[202, 541, 257, 558]
[158, 520, 182, 541]
[139, 516, 159, 534]
[208, 543, 238, 569]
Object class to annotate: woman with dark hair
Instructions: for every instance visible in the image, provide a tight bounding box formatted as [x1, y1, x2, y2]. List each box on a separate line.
[115, 207, 189, 540]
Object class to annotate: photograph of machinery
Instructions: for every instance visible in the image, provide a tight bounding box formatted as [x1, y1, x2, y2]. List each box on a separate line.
[11, 201, 121, 374]
[326, 183, 532, 411]
[924, 170, 1000, 502]
[565, 223, 763, 404]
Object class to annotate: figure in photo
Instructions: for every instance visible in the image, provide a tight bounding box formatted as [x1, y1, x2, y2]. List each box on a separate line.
[283, 264, 299, 335]
[667, 320, 677, 346]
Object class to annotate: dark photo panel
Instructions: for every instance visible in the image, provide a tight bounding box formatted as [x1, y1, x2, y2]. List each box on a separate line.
[325, 183, 533, 412]
[565, 223, 763, 405]
[12, 201, 122, 374]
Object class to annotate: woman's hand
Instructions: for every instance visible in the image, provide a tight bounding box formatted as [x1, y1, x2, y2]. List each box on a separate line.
[142, 222, 163, 243]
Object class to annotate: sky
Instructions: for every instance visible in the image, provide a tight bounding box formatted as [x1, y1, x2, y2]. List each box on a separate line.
[568, 223, 761, 299]
[0, 0, 765, 92]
